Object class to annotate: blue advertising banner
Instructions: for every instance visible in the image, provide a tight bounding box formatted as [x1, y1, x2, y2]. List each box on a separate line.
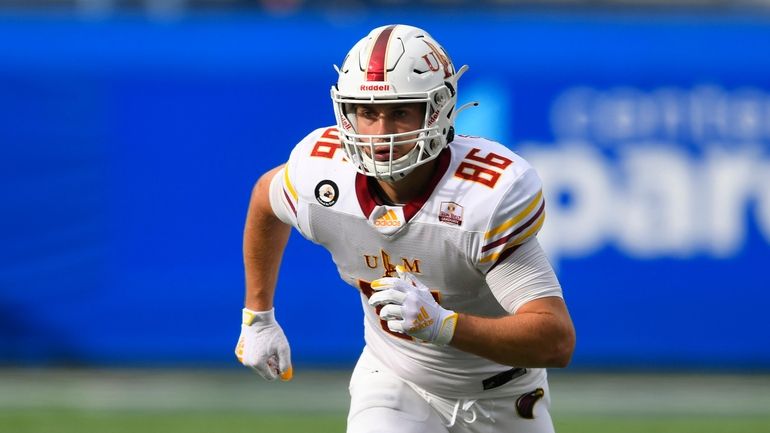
[1, 11, 768, 368]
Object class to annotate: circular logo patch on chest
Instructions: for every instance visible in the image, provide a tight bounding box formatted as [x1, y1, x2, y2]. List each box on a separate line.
[315, 180, 339, 207]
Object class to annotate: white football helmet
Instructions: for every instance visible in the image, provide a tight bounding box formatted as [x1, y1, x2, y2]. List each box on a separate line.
[331, 24, 469, 182]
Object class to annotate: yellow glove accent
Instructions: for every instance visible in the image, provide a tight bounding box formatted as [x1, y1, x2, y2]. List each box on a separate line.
[242, 309, 257, 325]
[235, 337, 244, 363]
[438, 312, 459, 345]
[280, 366, 293, 381]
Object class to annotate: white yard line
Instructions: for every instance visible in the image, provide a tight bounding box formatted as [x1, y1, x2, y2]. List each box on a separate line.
[0, 369, 350, 412]
[1, 369, 768, 416]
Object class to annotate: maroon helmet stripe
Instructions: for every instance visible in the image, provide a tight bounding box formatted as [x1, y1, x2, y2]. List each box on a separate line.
[366, 25, 396, 82]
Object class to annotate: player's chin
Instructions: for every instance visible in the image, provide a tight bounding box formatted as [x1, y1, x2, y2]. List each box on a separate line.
[374, 152, 403, 161]
[363, 150, 403, 161]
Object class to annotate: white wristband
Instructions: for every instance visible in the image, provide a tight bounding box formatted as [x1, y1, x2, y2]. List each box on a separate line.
[242, 307, 275, 326]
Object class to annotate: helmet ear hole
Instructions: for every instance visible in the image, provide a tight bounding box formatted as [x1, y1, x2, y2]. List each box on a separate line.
[445, 81, 456, 97]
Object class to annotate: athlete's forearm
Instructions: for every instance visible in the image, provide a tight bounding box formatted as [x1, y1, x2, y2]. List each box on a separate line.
[243, 167, 291, 311]
[449, 297, 575, 368]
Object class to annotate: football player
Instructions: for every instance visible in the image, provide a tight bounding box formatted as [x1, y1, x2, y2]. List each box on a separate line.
[235, 24, 576, 433]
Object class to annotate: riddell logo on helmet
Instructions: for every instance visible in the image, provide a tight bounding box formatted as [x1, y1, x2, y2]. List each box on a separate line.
[427, 110, 440, 126]
[360, 84, 390, 91]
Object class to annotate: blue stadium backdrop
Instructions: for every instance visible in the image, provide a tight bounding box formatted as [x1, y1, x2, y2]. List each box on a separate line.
[1, 11, 769, 369]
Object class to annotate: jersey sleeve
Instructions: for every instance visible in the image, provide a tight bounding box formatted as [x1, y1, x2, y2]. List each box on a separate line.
[475, 167, 546, 275]
[485, 238, 562, 313]
[266, 127, 333, 237]
[268, 165, 299, 227]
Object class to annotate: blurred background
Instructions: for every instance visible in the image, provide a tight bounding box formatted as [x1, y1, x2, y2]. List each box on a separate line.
[1, 1, 769, 432]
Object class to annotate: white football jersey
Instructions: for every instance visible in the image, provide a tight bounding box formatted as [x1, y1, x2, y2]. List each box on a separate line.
[271, 126, 550, 399]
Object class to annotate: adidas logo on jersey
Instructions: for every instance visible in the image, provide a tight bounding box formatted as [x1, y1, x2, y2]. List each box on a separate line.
[408, 306, 434, 332]
[374, 209, 402, 227]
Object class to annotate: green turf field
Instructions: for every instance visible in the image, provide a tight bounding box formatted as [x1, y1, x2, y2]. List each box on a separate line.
[2, 369, 768, 433]
[3, 410, 770, 433]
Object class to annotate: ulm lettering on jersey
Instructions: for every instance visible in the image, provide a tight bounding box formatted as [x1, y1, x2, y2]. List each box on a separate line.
[360, 84, 390, 91]
[364, 249, 421, 278]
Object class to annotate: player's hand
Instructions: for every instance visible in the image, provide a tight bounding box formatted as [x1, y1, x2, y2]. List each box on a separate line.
[368, 266, 458, 345]
[235, 308, 293, 381]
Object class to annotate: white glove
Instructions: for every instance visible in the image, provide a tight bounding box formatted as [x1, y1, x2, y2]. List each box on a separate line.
[235, 307, 293, 381]
[368, 266, 458, 345]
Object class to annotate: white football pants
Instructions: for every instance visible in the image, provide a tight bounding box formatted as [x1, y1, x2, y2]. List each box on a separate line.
[346, 348, 555, 433]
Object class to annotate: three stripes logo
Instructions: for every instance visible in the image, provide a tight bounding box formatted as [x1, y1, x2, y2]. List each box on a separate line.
[374, 209, 402, 227]
[408, 306, 434, 332]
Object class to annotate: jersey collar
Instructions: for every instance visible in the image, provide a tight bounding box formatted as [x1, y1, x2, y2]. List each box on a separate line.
[355, 147, 452, 222]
